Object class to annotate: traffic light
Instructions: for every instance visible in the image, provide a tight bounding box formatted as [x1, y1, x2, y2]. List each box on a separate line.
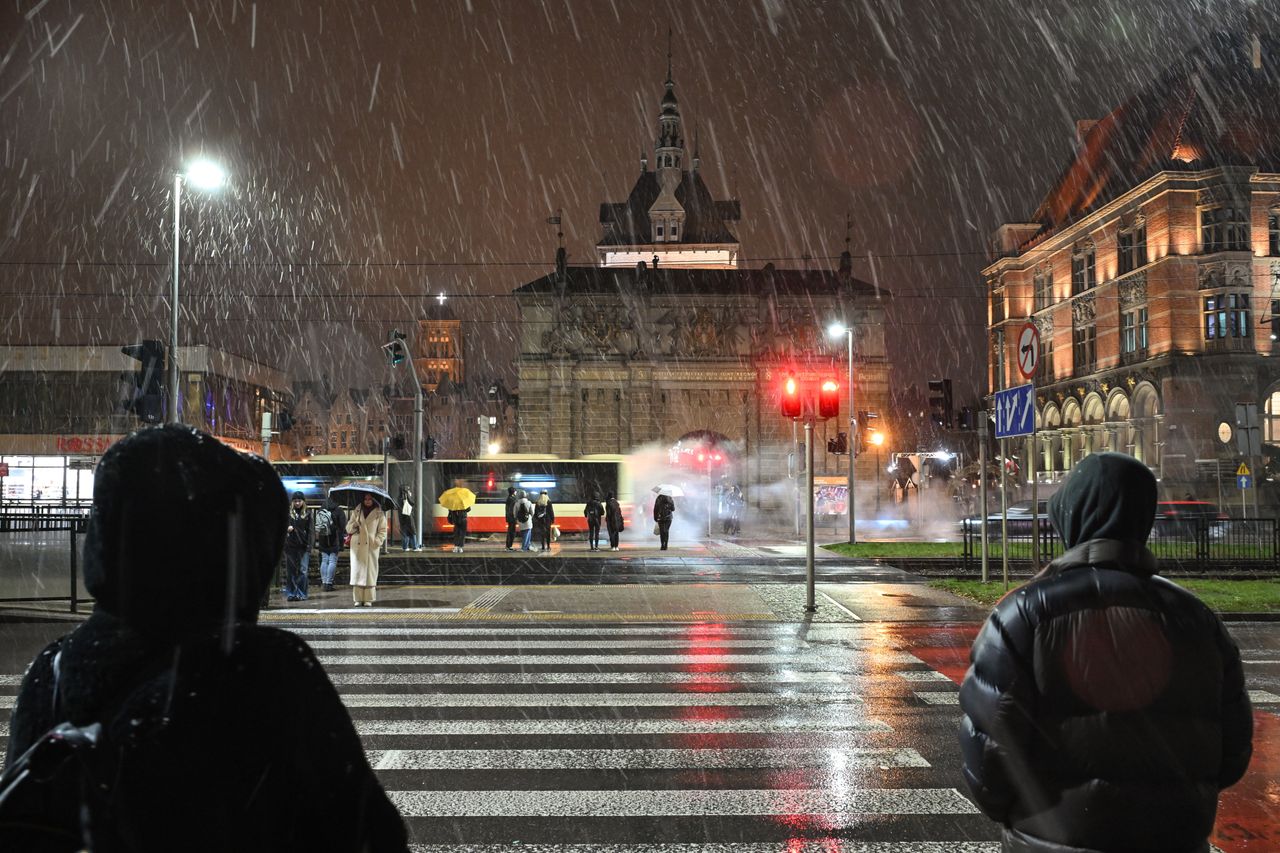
[278, 409, 295, 431]
[958, 406, 975, 431]
[121, 340, 165, 424]
[781, 375, 802, 418]
[424, 436, 439, 459]
[392, 434, 406, 452]
[826, 432, 849, 454]
[928, 378, 953, 429]
[387, 329, 407, 365]
[818, 379, 840, 419]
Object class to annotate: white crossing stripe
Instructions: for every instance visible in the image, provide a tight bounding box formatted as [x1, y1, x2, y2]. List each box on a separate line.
[409, 845, 999, 853]
[290, 626, 796, 637]
[895, 670, 953, 682]
[914, 692, 960, 705]
[1249, 689, 1279, 703]
[370, 747, 930, 771]
[0, 696, 11, 709]
[356, 716, 892, 736]
[389, 787, 979, 817]
[321, 653, 924, 666]
[341, 692, 859, 708]
[0, 675, 22, 686]
[308, 638, 805, 650]
[463, 588, 515, 612]
[331, 672, 850, 686]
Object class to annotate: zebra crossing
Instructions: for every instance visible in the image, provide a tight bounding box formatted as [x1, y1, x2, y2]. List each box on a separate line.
[289, 621, 1002, 850]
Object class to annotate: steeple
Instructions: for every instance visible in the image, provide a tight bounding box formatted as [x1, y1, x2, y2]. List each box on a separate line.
[648, 29, 686, 245]
[654, 30, 684, 170]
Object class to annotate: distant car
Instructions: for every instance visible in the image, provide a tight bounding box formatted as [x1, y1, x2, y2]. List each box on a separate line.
[1152, 501, 1227, 539]
[959, 500, 1053, 537]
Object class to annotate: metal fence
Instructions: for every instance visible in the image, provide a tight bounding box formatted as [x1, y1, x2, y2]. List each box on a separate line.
[0, 512, 89, 611]
[961, 517, 1278, 574]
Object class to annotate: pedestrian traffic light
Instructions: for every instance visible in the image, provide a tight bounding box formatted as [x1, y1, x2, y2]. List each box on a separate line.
[818, 380, 840, 419]
[392, 434, 406, 452]
[424, 436, 439, 459]
[121, 340, 165, 424]
[826, 432, 849, 454]
[928, 378, 953, 429]
[958, 406, 975, 431]
[387, 329, 407, 366]
[781, 376, 802, 418]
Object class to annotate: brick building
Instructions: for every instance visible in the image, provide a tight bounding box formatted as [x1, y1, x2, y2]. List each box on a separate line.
[984, 30, 1280, 505]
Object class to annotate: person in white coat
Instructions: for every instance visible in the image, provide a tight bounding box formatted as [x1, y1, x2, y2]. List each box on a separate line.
[346, 492, 388, 606]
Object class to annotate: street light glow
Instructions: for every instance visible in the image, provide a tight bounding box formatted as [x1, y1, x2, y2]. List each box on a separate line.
[184, 159, 227, 190]
[487, 441, 501, 456]
[869, 430, 885, 447]
[827, 322, 848, 339]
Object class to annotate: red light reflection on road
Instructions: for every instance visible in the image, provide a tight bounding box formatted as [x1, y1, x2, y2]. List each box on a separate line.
[1213, 710, 1280, 852]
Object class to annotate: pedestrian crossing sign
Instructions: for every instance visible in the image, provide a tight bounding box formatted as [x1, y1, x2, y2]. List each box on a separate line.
[1237, 463, 1251, 476]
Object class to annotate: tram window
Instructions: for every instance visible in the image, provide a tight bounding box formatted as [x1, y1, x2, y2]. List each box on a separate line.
[434, 462, 618, 502]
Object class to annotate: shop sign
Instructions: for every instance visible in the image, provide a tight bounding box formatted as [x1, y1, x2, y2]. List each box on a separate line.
[55, 436, 115, 455]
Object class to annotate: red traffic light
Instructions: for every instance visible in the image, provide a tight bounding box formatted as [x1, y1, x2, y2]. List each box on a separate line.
[818, 379, 840, 419]
[781, 376, 802, 418]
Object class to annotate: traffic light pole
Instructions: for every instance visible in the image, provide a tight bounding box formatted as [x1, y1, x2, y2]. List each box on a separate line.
[385, 336, 425, 541]
[168, 172, 182, 424]
[804, 417, 817, 613]
[845, 331, 857, 544]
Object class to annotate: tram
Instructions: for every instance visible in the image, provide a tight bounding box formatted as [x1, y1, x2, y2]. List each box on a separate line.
[272, 454, 632, 536]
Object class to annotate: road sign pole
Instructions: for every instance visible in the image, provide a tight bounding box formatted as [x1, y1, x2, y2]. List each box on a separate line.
[804, 418, 816, 613]
[979, 413, 989, 584]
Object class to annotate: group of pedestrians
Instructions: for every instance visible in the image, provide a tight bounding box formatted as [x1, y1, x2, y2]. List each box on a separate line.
[500, 488, 626, 552]
[282, 491, 349, 600]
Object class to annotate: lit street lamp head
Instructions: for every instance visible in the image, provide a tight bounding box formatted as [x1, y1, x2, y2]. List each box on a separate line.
[827, 322, 848, 340]
[183, 159, 228, 191]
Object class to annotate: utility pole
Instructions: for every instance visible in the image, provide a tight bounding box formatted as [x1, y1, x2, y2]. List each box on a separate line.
[804, 418, 816, 613]
[383, 332, 425, 543]
[979, 412, 989, 583]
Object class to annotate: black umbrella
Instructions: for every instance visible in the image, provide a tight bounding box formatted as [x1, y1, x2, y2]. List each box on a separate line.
[328, 483, 395, 512]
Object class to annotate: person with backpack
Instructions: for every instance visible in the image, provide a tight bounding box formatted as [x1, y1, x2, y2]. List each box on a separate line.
[316, 495, 346, 592]
[0, 425, 408, 851]
[605, 491, 624, 551]
[398, 485, 419, 552]
[584, 493, 604, 551]
[504, 486, 519, 551]
[515, 489, 535, 551]
[653, 492, 675, 550]
[283, 492, 312, 601]
[533, 492, 555, 552]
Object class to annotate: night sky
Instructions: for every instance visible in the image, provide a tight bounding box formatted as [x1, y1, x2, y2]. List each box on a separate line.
[0, 0, 1250, 404]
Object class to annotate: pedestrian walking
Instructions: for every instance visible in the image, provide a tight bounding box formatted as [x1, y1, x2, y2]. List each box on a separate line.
[605, 491, 624, 551]
[448, 505, 469, 553]
[584, 493, 604, 551]
[316, 495, 346, 592]
[515, 489, 535, 551]
[653, 492, 675, 550]
[346, 492, 388, 606]
[533, 492, 555, 551]
[0, 425, 408, 851]
[958, 452, 1253, 853]
[284, 491, 311, 601]
[504, 486, 519, 551]
[398, 485, 419, 551]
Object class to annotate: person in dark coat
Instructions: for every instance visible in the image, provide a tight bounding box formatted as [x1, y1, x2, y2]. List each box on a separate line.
[2, 425, 408, 852]
[448, 506, 469, 553]
[283, 491, 311, 601]
[958, 452, 1253, 853]
[583, 494, 604, 551]
[533, 492, 555, 551]
[653, 493, 675, 550]
[398, 485, 419, 552]
[504, 486, 519, 551]
[316, 495, 346, 592]
[605, 491, 624, 551]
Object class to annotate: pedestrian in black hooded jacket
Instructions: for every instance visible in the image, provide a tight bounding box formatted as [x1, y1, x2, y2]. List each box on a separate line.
[958, 452, 1252, 853]
[2, 425, 408, 853]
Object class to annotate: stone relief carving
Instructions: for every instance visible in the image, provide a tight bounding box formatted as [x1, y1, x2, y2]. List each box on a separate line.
[1034, 314, 1055, 336]
[1198, 260, 1251, 291]
[1118, 271, 1148, 308]
[1071, 294, 1096, 325]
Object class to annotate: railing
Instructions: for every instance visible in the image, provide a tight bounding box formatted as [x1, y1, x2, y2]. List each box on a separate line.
[961, 517, 1277, 574]
[0, 512, 89, 611]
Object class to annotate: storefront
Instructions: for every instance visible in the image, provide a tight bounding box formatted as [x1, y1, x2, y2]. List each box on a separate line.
[0, 434, 120, 506]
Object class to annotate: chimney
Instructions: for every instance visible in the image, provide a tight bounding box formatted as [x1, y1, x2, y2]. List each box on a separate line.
[1075, 119, 1099, 146]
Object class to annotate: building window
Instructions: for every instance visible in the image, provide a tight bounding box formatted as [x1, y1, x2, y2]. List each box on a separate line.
[1033, 269, 1053, 312]
[1272, 299, 1280, 342]
[1072, 321, 1096, 374]
[670, 223, 679, 240]
[1201, 206, 1249, 253]
[1270, 213, 1280, 256]
[1071, 246, 1096, 295]
[1204, 293, 1252, 340]
[1266, 390, 1280, 443]
[655, 224, 664, 241]
[1038, 332, 1055, 381]
[1121, 306, 1149, 359]
[990, 289, 1005, 324]
[1118, 224, 1148, 274]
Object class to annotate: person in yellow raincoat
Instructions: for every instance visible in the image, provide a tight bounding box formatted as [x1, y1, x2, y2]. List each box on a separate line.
[345, 492, 388, 606]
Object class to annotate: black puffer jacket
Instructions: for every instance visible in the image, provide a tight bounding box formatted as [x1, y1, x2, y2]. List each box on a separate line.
[958, 453, 1253, 853]
[4, 426, 407, 852]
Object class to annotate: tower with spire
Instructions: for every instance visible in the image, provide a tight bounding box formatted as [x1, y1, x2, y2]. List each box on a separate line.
[596, 45, 741, 269]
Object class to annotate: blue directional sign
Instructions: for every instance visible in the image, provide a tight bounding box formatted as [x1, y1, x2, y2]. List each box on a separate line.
[1238, 475, 1253, 490]
[994, 383, 1036, 439]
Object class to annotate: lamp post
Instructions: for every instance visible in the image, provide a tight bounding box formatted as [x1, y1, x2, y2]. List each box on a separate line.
[869, 430, 885, 514]
[169, 158, 227, 424]
[827, 322, 856, 543]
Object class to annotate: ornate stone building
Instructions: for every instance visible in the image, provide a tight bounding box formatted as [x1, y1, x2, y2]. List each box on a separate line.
[514, 66, 889, 491]
[984, 31, 1280, 502]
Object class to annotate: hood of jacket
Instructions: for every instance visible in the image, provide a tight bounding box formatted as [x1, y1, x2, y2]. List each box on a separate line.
[82, 425, 287, 639]
[1049, 452, 1157, 550]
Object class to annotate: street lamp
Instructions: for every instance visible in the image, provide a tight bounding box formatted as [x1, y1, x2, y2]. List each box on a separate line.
[869, 430, 885, 513]
[169, 158, 228, 423]
[827, 321, 856, 543]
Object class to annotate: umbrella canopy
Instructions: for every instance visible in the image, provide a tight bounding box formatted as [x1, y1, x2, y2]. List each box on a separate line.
[651, 484, 685, 498]
[437, 486, 477, 512]
[328, 483, 395, 512]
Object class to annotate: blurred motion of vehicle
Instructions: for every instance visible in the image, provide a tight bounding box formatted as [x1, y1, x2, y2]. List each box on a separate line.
[1153, 501, 1227, 539]
[959, 500, 1051, 537]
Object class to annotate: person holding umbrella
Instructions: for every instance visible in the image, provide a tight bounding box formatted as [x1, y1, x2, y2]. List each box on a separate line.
[344, 489, 389, 607]
[652, 484, 681, 551]
[438, 480, 477, 554]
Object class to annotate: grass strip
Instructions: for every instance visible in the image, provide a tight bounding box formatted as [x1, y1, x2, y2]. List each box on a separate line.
[929, 578, 1280, 613]
[823, 542, 963, 559]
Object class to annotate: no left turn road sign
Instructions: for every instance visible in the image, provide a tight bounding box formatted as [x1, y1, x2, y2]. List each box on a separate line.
[1017, 322, 1040, 381]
